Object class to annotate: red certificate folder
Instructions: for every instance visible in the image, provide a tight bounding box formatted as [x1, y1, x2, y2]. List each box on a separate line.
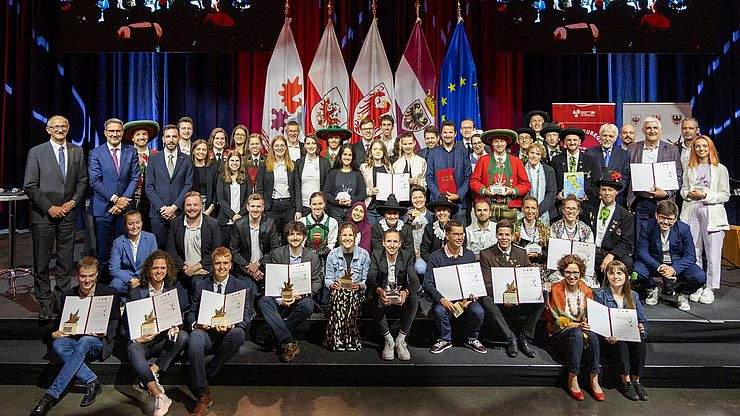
[436, 168, 457, 195]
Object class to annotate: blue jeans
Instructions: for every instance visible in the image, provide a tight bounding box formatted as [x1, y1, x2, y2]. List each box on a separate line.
[367, 208, 382, 225]
[431, 301, 484, 341]
[453, 208, 468, 224]
[258, 296, 314, 343]
[552, 327, 600, 375]
[48, 336, 103, 399]
[414, 258, 427, 277]
[633, 260, 706, 295]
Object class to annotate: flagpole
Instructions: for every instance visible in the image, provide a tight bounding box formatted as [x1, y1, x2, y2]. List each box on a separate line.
[327, 0, 333, 20]
[285, 0, 289, 17]
[415, 0, 421, 22]
[457, 0, 463, 23]
[372, 0, 377, 21]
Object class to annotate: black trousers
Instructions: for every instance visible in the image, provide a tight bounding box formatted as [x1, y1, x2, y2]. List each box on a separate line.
[188, 327, 246, 396]
[479, 296, 545, 340]
[603, 338, 646, 378]
[32, 219, 75, 310]
[367, 292, 419, 335]
[266, 198, 295, 244]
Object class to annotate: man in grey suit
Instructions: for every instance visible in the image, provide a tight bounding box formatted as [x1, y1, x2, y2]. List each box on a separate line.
[627, 117, 682, 233]
[23, 115, 88, 320]
[586, 123, 630, 207]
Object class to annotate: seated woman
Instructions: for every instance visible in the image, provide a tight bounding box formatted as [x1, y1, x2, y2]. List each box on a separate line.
[349, 201, 372, 254]
[402, 186, 434, 270]
[523, 142, 557, 226]
[514, 196, 551, 288]
[595, 260, 649, 401]
[126, 250, 189, 416]
[546, 254, 603, 401]
[417, 195, 456, 276]
[549, 196, 597, 288]
[323, 222, 371, 351]
[109, 210, 158, 302]
[323, 144, 367, 223]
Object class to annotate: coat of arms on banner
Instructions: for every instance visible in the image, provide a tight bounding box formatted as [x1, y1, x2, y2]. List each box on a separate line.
[402, 91, 435, 132]
[630, 114, 641, 126]
[311, 87, 347, 129]
[672, 114, 683, 125]
[353, 83, 392, 136]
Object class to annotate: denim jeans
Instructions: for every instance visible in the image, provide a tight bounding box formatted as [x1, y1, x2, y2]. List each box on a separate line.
[48, 336, 103, 399]
[431, 301, 484, 341]
[552, 327, 600, 375]
[258, 296, 314, 343]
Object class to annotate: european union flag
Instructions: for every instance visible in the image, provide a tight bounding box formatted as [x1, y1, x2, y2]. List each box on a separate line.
[439, 20, 481, 141]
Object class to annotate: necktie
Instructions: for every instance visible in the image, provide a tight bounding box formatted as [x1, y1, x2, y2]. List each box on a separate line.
[216, 153, 221, 162]
[599, 206, 610, 225]
[603, 148, 611, 167]
[503, 252, 510, 262]
[111, 148, 120, 174]
[167, 154, 175, 177]
[58, 146, 66, 182]
[569, 156, 576, 173]
[217, 283, 223, 294]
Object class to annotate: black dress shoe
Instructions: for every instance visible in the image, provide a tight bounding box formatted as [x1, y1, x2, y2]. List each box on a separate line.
[505, 337, 518, 358]
[80, 379, 101, 407]
[30, 395, 54, 416]
[518, 336, 536, 358]
[37, 305, 51, 321]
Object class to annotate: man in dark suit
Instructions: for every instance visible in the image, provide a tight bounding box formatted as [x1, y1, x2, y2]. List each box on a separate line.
[367, 228, 419, 361]
[370, 195, 414, 259]
[541, 123, 565, 166]
[584, 172, 635, 285]
[634, 201, 706, 311]
[551, 127, 602, 204]
[479, 220, 544, 359]
[88, 118, 140, 282]
[187, 248, 250, 416]
[627, 117, 683, 233]
[259, 221, 323, 362]
[285, 120, 306, 162]
[166, 192, 221, 290]
[417, 125, 439, 160]
[24, 115, 88, 320]
[586, 123, 630, 206]
[144, 123, 193, 246]
[30, 257, 120, 415]
[352, 117, 375, 167]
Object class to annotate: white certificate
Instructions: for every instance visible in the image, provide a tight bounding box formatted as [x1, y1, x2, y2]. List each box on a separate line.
[376, 173, 411, 202]
[491, 267, 544, 304]
[587, 298, 641, 342]
[86, 295, 113, 334]
[265, 262, 312, 297]
[58, 296, 92, 335]
[223, 289, 247, 326]
[630, 162, 679, 192]
[196, 289, 246, 327]
[546, 238, 596, 276]
[126, 291, 183, 340]
[152, 290, 183, 330]
[433, 263, 487, 301]
[126, 297, 156, 340]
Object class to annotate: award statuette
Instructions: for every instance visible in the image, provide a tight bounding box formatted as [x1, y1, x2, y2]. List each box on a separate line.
[526, 243, 542, 255]
[339, 269, 354, 290]
[503, 281, 519, 305]
[140, 310, 157, 336]
[385, 283, 402, 305]
[210, 306, 226, 327]
[452, 300, 471, 318]
[281, 279, 295, 306]
[62, 310, 80, 334]
[489, 184, 507, 196]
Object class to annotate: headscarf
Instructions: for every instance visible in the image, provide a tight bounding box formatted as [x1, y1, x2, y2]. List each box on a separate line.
[350, 201, 372, 253]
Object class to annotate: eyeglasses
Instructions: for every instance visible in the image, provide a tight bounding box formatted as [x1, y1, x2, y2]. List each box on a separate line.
[563, 271, 581, 276]
[563, 206, 580, 212]
[47, 125, 69, 131]
[657, 215, 677, 223]
[360, 127, 374, 132]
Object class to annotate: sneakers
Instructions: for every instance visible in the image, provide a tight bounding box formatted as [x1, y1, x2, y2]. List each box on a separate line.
[699, 287, 715, 304]
[152, 394, 172, 416]
[634, 381, 649, 401]
[464, 339, 487, 354]
[645, 287, 659, 306]
[381, 339, 395, 361]
[677, 294, 690, 311]
[395, 339, 411, 361]
[138, 373, 165, 394]
[621, 382, 639, 401]
[430, 339, 452, 354]
[689, 287, 704, 302]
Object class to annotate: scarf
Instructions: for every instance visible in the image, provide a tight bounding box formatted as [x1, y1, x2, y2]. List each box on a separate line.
[350, 201, 372, 253]
[525, 162, 549, 225]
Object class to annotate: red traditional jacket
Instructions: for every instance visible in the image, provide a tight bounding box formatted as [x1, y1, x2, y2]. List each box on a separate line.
[470, 153, 531, 208]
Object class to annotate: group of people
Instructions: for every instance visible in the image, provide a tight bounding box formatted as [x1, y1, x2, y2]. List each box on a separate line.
[23, 110, 730, 414]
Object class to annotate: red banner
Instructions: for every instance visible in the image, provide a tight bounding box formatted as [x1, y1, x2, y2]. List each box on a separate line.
[552, 103, 615, 149]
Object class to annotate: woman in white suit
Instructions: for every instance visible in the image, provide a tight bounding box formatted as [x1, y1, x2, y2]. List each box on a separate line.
[680, 135, 730, 304]
[391, 133, 427, 192]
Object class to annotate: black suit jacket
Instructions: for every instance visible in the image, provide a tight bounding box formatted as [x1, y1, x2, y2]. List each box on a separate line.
[370, 222, 415, 260]
[144, 149, 194, 216]
[260, 246, 323, 295]
[479, 244, 532, 296]
[58, 284, 120, 360]
[215, 176, 252, 226]
[295, 155, 331, 206]
[420, 222, 445, 262]
[544, 146, 566, 167]
[166, 214, 221, 272]
[124, 283, 190, 340]
[585, 145, 631, 199]
[366, 248, 420, 294]
[255, 164, 301, 211]
[24, 141, 88, 224]
[584, 203, 634, 260]
[187, 275, 251, 332]
[551, 151, 602, 202]
[193, 164, 219, 213]
[229, 216, 281, 276]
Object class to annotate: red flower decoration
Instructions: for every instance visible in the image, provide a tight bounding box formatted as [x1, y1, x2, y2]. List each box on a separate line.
[611, 172, 621, 181]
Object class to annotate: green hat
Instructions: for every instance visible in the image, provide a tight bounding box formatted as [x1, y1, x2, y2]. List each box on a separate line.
[316, 125, 352, 142]
[123, 120, 160, 143]
[481, 129, 518, 146]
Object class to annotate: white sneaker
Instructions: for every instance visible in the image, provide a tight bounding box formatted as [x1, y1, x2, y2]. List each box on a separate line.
[677, 294, 690, 311]
[645, 288, 659, 306]
[152, 393, 172, 416]
[382, 339, 395, 360]
[689, 287, 703, 302]
[699, 287, 715, 304]
[395, 339, 411, 361]
[139, 373, 165, 394]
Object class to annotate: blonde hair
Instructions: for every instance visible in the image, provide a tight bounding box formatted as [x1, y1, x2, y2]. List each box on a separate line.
[266, 135, 295, 173]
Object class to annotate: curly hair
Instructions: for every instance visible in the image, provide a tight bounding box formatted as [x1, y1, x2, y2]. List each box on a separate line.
[140, 250, 177, 289]
[557, 254, 586, 277]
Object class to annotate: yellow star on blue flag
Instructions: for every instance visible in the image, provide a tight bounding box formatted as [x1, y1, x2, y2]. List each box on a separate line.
[439, 21, 481, 141]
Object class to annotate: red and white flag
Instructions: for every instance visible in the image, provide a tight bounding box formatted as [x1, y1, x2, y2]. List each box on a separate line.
[262, 17, 304, 147]
[350, 19, 395, 143]
[306, 19, 349, 135]
[395, 20, 437, 148]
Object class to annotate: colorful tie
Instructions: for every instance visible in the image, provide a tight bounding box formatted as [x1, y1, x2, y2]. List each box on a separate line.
[569, 156, 576, 173]
[58, 146, 66, 182]
[599, 206, 610, 225]
[112, 148, 120, 174]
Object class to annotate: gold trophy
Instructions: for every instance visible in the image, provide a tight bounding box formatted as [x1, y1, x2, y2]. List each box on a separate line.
[211, 306, 226, 327]
[140, 310, 157, 336]
[503, 280, 519, 305]
[385, 283, 402, 305]
[452, 300, 471, 318]
[339, 268, 354, 290]
[62, 310, 80, 334]
[281, 278, 295, 306]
